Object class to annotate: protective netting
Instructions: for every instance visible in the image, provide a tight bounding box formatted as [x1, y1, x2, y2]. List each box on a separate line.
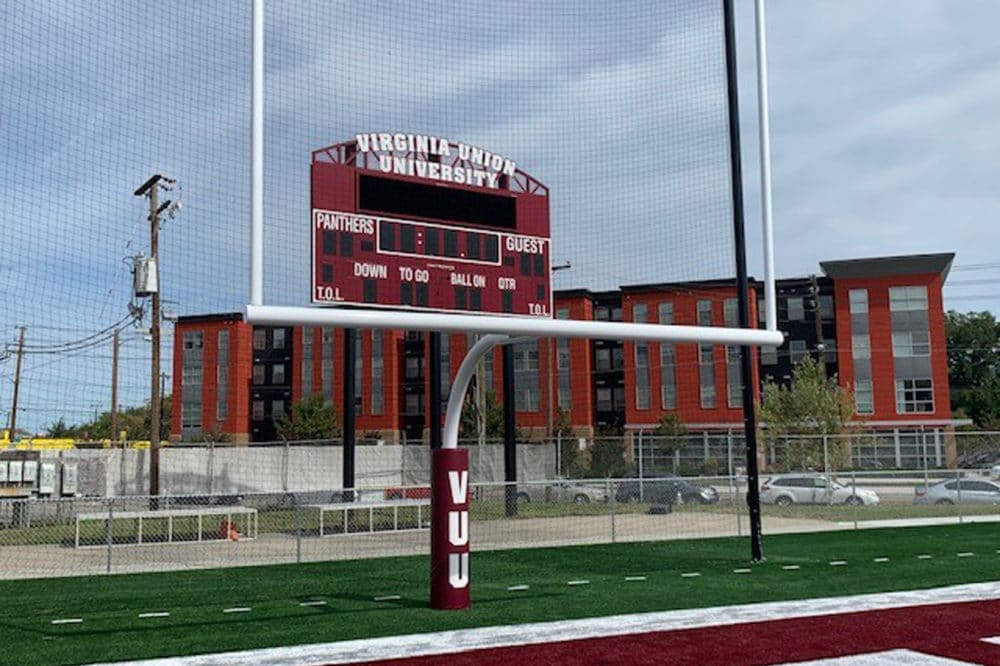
[0, 2, 738, 438]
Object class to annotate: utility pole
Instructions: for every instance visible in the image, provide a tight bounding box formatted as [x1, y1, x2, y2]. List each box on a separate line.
[9, 326, 25, 439]
[134, 173, 175, 496]
[110, 329, 119, 444]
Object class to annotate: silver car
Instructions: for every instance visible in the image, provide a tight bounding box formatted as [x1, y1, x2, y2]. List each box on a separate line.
[914, 478, 1000, 505]
[760, 474, 880, 506]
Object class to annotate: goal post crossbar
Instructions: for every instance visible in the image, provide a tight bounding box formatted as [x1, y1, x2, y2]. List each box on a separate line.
[245, 305, 784, 348]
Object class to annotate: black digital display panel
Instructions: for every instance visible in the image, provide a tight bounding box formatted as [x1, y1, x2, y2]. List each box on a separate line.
[359, 174, 516, 229]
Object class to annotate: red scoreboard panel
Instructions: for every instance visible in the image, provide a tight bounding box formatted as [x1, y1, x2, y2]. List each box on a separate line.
[311, 139, 551, 318]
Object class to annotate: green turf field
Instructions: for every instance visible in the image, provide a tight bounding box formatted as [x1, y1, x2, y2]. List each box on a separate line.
[2, 523, 997, 665]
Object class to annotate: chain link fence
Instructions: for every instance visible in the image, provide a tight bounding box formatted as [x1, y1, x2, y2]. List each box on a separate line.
[2, 466, 999, 581]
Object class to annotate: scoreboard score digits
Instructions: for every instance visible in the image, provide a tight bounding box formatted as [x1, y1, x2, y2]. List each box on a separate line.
[311, 134, 552, 318]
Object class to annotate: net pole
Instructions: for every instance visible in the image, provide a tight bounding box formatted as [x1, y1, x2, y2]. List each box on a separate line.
[724, 0, 764, 562]
[249, 0, 264, 306]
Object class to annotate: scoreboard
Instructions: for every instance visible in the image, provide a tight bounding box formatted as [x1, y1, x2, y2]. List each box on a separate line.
[311, 135, 551, 318]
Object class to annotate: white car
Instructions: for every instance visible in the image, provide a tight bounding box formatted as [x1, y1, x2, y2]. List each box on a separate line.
[760, 474, 880, 506]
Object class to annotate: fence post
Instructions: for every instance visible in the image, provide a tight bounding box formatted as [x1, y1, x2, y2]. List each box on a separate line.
[556, 432, 562, 478]
[105, 499, 114, 575]
[851, 470, 858, 530]
[294, 493, 302, 564]
[956, 468, 963, 524]
[607, 477, 615, 543]
[637, 431, 645, 502]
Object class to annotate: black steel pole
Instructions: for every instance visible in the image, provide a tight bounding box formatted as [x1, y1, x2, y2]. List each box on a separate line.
[723, 0, 764, 562]
[502, 345, 517, 517]
[342, 328, 356, 501]
[429, 332, 443, 449]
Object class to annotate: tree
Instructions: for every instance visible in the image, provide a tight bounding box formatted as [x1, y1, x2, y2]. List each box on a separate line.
[588, 437, 629, 478]
[758, 356, 854, 471]
[276, 395, 340, 441]
[652, 412, 688, 453]
[47, 396, 172, 441]
[553, 409, 586, 477]
[946, 310, 1000, 427]
[459, 389, 505, 442]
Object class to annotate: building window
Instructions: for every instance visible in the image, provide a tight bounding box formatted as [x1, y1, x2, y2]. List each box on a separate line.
[635, 343, 650, 410]
[405, 356, 422, 379]
[849, 289, 868, 314]
[514, 340, 540, 412]
[658, 302, 674, 326]
[823, 338, 837, 364]
[272, 363, 286, 385]
[404, 393, 423, 415]
[789, 340, 808, 364]
[271, 399, 285, 423]
[321, 328, 334, 405]
[217, 330, 229, 421]
[786, 296, 804, 321]
[660, 343, 676, 409]
[556, 309, 571, 410]
[895, 378, 934, 413]
[252, 364, 265, 385]
[632, 303, 647, 323]
[595, 306, 609, 321]
[852, 334, 871, 360]
[181, 331, 203, 439]
[697, 300, 713, 327]
[889, 286, 928, 312]
[252, 400, 265, 421]
[892, 331, 931, 357]
[819, 295, 834, 319]
[699, 345, 715, 409]
[657, 302, 677, 409]
[595, 348, 611, 371]
[854, 380, 874, 415]
[301, 328, 313, 397]
[253, 328, 266, 351]
[723, 298, 738, 328]
[371, 330, 383, 415]
[273, 328, 286, 349]
[181, 332, 203, 386]
[596, 387, 612, 412]
[760, 345, 778, 365]
[484, 345, 494, 391]
[726, 346, 742, 408]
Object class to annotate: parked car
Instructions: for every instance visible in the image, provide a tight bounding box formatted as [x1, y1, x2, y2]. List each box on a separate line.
[914, 478, 1000, 505]
[614, 475, 718, 505]
[515, 479, 609, 504]
[547, 479, 609, 504]
[991, 464, 1000, 481]
[760, 474, 879, 506]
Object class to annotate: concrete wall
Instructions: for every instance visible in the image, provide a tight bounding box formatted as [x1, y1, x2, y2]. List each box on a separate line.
[43, 444, 556, 497]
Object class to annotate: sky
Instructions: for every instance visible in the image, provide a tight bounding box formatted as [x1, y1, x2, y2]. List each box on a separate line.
[1, 0, 999, 434]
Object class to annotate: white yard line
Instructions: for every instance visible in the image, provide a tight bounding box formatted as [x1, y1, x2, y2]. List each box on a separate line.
[86, 581, 1000, 666]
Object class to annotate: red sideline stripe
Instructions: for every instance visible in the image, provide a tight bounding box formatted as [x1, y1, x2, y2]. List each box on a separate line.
[366, 599, 1000, 665]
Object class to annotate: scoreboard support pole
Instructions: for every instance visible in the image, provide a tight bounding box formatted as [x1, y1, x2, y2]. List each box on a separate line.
[342, 328, 357, 502]
[502, 345, 517, 518]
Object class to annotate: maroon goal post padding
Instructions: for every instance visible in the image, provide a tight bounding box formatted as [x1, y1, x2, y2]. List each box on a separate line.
[430, 448, 471, 610]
